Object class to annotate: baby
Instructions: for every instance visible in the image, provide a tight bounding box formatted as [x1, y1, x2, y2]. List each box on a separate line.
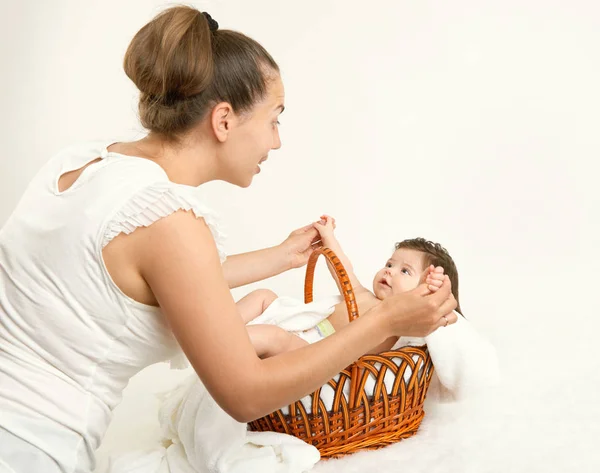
[238, 216, 461, 358]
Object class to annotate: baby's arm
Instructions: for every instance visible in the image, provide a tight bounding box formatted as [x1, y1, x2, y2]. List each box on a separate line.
[314, 215, 368, 294]
[236, 289, 278, 324]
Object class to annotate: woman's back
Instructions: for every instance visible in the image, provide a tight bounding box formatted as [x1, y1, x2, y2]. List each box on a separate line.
[0, 141, 223, 472]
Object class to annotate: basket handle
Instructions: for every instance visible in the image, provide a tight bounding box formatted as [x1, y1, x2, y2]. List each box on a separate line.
[304, 247, 364, 409]
[304, 247, 359, 322]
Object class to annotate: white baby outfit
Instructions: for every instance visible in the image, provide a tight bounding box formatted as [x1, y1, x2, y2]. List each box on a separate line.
[0, 142, 225, 473]
[246, 295, 341, 344]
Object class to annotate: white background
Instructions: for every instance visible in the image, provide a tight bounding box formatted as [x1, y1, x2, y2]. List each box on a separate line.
[1, 0, 599, 471]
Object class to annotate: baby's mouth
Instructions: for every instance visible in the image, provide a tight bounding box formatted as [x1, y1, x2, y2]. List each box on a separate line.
[380, 279, 391, 288]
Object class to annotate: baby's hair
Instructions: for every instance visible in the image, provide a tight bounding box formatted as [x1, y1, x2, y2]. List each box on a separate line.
[395, 238, 462, 315]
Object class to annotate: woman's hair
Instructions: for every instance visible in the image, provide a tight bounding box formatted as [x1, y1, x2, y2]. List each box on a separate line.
[123, 5, 279, 142]
[395, 237, 463, 315]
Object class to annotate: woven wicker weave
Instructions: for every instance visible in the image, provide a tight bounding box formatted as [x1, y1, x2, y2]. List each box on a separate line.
[248, 247, 435, 457]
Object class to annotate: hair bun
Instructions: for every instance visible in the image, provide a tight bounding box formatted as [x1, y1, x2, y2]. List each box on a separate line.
[202, 12, 219, 32]
[124, 6, 215, 103]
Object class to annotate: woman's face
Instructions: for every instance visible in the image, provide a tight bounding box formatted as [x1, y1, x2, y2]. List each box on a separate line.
[219, 74, 285, 187]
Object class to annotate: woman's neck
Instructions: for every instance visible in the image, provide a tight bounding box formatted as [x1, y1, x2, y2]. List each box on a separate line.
[122, 134, 220, 187]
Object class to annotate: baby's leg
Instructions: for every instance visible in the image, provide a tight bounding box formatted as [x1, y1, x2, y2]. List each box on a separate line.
[247, 324, 308, 358]
[236, 289, 278, 324]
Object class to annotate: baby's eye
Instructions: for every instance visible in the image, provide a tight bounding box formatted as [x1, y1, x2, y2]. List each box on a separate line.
[401, 268, 410, 275]
[386, 263, 392, 268]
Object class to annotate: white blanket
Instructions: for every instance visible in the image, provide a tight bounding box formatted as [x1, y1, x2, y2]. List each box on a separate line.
[408, 311, 500, 402]
[106, 376, 320, 473]
[104, 297, 499, 473]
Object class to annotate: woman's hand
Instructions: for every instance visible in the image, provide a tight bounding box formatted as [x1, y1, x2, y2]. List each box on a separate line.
[279, 223, 321, 269]
[374, 275, 458, 338]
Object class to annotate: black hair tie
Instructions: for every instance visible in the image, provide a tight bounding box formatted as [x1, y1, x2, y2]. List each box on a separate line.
[202, 12, 219, 32]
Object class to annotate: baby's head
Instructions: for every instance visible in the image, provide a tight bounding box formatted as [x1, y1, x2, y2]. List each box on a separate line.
[372, 237, 461, 314]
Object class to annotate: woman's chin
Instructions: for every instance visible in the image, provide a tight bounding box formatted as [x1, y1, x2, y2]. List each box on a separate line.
[234, 166, 262, 187]
[242, 173, 256, 187]
[221, 173, 254, 188]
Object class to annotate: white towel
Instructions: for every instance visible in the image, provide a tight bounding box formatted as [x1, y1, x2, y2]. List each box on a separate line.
[393, 312, 500, 402]
[106, 375, 320, 473]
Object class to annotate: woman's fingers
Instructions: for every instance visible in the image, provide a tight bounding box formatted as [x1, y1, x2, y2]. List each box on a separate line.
[413, 282, 434, 297]
[437, 309, 458, 329]
[426, 277, 457, 330]
[387, 277, 456, 337]
[293, 223, 316, 234]
[436, 294, 458, 323]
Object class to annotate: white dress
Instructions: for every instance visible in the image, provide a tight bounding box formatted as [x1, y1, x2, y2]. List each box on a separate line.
[0, 142, 226, 473]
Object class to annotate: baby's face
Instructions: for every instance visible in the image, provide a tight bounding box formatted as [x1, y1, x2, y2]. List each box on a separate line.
[372, 248, 426, 300]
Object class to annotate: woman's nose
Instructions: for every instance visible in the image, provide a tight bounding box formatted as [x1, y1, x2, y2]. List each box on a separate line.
[272, 128, 282, 150]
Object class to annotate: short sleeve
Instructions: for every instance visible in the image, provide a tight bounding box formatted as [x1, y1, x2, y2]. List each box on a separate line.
[101, 181, 226, 263]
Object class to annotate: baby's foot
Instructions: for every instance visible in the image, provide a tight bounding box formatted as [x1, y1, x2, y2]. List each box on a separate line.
[425, 265, 445, 293]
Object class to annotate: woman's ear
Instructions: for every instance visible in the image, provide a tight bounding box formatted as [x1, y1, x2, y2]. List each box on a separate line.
[211, 102, 234, 143]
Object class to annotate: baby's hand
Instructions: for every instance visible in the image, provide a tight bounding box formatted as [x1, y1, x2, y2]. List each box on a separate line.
[425, 265, 445, 293]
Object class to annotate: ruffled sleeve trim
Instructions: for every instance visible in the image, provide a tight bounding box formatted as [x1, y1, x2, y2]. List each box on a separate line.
[102, 182, 226, 263]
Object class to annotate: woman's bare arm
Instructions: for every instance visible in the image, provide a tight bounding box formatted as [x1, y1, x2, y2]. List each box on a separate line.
[222, 247, 289, 288]
[222, 224, 320, 288]
[135, 211, 457, 422]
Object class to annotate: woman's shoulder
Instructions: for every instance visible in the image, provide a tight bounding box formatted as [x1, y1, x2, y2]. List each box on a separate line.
[101, 174, 226, 262]
[44, 139, 226, 260]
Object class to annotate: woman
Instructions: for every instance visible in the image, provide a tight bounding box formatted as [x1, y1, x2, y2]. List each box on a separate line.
[0, 6, 457, 473]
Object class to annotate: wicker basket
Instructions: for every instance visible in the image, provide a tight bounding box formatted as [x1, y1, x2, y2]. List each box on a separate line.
[248, 247, 435, 457]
